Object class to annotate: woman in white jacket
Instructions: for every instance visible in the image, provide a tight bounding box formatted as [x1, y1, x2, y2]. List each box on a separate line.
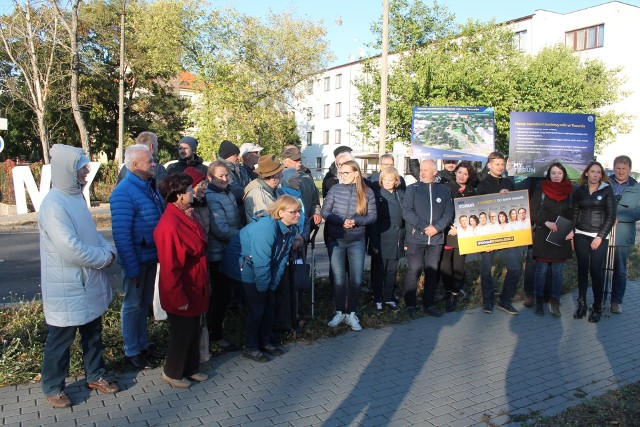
[39, 144, 119, 408]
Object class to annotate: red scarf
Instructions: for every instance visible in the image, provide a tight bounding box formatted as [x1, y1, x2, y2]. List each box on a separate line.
[541, 179, 573, 201]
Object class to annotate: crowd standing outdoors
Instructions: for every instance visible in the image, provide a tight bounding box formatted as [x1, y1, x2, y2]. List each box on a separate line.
[38, 136, 639, 407]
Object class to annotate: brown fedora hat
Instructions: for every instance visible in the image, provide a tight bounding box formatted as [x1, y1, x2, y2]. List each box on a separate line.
[254, 154, 285, 178]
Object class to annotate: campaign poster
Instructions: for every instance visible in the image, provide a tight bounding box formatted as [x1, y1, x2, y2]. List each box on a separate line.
[508, 112, 595, 179]
[454, 190, 532, 255]
[411, 107, 495, 162]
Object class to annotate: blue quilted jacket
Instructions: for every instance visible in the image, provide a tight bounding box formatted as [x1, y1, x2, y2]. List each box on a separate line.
[110, 172, 164, 279]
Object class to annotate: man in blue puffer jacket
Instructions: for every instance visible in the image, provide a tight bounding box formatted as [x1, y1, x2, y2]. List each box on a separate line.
[402, 159, 454, 317]
[110, 144, 165, 369]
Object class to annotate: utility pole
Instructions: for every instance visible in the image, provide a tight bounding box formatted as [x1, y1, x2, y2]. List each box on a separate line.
[379, 0, 389, 156]
[116, 0, 126, 164]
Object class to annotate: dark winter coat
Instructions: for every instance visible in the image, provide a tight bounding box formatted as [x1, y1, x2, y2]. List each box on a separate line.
[530, 187, 573, 261]
[402, 181, 454, 246]
[321, 183, 377, 241]
[367, 187, 405, 260]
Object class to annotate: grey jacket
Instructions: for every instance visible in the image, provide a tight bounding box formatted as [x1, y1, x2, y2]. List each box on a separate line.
[205, 184, 242, 261]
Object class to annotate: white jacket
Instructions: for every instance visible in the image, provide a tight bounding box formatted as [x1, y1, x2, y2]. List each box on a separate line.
[38, 144, 115, 327]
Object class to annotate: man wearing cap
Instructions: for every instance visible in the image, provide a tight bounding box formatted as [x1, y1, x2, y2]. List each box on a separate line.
[282, 145, 322, 228]
[218, 140, 251, 209]
[240, 142, 264, 181]
[243, 154, 285, 223]
[117, 132, 168, 189]
[322, 146, 354, 198]
[166, 136, 208, 177]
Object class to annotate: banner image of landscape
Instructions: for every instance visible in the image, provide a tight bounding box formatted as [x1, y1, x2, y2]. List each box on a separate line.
[508, 112, 595, 179]
[411, 106, 495, 162]
[454, 190, 533, 255]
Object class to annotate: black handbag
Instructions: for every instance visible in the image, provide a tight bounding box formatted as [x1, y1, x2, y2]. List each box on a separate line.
[291, 253, 311, 290]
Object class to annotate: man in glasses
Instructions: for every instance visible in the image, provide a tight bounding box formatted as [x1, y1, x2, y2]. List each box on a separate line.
[368, 153, 406, 191]
[322, 145, 354, 198]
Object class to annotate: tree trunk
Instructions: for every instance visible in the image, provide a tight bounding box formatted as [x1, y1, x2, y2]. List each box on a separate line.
[36, 112, 50, 164]
[69, 0, 90, 156]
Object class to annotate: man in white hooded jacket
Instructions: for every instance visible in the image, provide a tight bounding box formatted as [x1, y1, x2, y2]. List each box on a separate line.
[39, 144, 119, 408]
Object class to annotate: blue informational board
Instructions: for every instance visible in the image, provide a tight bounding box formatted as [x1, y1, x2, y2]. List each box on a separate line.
[411, 106, 495, 162]
[508, 112, 595, 179]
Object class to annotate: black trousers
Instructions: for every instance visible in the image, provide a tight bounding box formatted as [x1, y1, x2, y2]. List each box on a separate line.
[164, 314, 201, 380]
[440, 246, 465, 294]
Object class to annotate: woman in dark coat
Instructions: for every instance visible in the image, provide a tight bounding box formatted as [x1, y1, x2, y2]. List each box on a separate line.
[530, 162, 574, 317]
[440, 161, 476, 311]
[154, 174, 209, 388]
[368, 167, 405, 311]
[572, 161, 616, 323]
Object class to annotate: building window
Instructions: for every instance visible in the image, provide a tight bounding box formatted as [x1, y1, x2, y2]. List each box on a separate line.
[335, 102, 342, 117]
[324, 76, 330, 91]
[306, 132, 312, 146]
[514, 30, 527, 50]
[316, 157, 322, 171]
[335, 129, 342, 145]
[565, 24, 604, 51]
[323, 104, 330, 118]
[323, 130, 330, 145]
[335, 73, 342, 89]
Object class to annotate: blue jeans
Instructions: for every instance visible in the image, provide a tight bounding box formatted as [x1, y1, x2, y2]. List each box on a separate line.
[574, 234, 608, 308]
[242, 283, 275, 351]
[121, 262, 156, 357]
[611, 245, 630, 304]
[480, 247, 522, 306]
[41, 316, 106, 396]
[534, 261, 564, 300]
[327, 238, 365, 313]
[404, 243, 442, 308]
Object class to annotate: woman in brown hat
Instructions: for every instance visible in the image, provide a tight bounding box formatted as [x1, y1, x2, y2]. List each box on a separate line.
[243, 154, 285, 223]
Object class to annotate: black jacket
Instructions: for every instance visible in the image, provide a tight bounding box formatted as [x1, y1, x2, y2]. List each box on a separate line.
[367, 187, 405, 259]
[402, 181, 454, 246]
[445, 181, 476, 248]
[476, 174, 515, 195]
[572, 183, 616, 239]
[530, 187, 573, 260]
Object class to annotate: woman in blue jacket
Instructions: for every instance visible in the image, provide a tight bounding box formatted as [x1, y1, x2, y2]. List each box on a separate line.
[322, 160, 377, 331]
[219, 195, 301, 362]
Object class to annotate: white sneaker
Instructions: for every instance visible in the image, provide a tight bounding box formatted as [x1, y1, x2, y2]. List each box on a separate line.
[328, 311, 345, 327]
[385, 301, 398, 310]
[611, 303, 623, 314]
[375, 302, 383, 311]
[345, 312, 362, 331]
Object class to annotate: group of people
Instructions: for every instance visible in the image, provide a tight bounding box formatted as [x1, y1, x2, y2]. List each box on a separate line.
[37, 134, 639, 408]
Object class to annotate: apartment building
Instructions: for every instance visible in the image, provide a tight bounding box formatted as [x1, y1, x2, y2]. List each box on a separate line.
[295, 1, 640, 174]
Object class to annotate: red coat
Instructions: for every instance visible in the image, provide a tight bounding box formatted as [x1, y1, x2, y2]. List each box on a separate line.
[153, 203, 209, 316]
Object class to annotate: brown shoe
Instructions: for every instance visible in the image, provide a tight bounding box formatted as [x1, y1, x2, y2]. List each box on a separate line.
[46, 391, 72, 408]
[161, 372, 191, 388]
[187, 372, 208, 382]
[523, 295, 534, 308]
[550, 299, 562, 318]
[87, 378, 120, 394]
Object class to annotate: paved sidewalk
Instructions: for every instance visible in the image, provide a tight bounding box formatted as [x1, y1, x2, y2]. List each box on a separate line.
[2, 283, 640, 427]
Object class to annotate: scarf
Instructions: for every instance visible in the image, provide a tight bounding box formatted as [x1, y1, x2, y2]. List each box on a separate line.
[541, 179, 573, 201]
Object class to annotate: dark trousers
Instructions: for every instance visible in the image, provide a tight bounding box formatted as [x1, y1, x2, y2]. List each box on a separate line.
[523, 245, 536, 297]
[371, 252, 400, 303]
[208, 261, 233, 341]
[243, 284, 275, 351]
[404, 243, 442, 308]
[480, 247, 522, 306]
[164, 314, 201, 380]
[440, 247, 465, 294]
[274, 264, 294, 331]
[41, 316, 106, 396]
[574, 234, 608, 308]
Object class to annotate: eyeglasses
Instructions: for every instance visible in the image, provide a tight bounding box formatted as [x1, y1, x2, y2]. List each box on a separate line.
[339, 171, 355, 176]
[284, 210, 301, 215]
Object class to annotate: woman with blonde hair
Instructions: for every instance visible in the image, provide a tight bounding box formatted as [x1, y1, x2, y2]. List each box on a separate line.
[219, 195, 301, 362]
[322, 160, 377, 331]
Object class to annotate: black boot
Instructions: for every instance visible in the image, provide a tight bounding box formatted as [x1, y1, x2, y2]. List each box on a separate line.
[573, 298, 587, 319]
[588, 305, 602, 323]
[446, 293, 458, 312]
[535, 299, 544, 316]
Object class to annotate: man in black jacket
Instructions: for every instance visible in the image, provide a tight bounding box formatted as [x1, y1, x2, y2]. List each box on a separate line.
[476, 151, 522, 315]
[402, 159, 454, 317]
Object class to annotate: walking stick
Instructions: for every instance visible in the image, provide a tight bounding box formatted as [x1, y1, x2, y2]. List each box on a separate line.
[602, 225, 616, 318]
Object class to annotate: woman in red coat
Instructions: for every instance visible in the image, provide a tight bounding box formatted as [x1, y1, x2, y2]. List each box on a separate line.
[154, 174, 209, 388]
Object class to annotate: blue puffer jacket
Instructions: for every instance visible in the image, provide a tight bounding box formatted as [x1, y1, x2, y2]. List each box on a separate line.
[321, 183, 377, 241]
[610, 175, 640, 246]
[110, 172, 164, 279]
[205, 184, 242, 262]
[219, 215, 296, 292]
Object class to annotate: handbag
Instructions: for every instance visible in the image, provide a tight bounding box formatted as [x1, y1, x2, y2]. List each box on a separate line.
[291, 252, 311, 290]
[152, 263, 167, 321]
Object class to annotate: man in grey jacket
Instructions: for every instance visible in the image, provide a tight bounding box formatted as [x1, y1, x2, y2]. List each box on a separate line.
[402, 159, 454, 317]
[39, 144, 120, 408]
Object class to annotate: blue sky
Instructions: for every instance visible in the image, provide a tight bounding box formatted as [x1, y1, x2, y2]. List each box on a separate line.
[221, 0, 640, 66]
